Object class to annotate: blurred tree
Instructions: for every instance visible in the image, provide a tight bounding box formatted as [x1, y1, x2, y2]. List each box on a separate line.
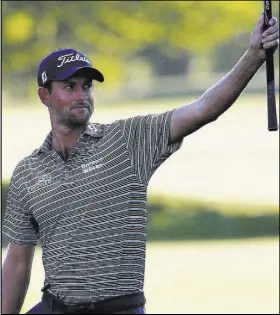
[212, 3, 279, 72]
[2, 1, 265, 98]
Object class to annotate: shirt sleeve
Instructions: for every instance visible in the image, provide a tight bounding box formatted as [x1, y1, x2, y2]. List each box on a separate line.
[119, 109, 183, 184]
[2, 169, 38, 246]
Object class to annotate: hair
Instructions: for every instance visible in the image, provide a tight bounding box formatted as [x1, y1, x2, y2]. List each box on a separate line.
[44, 81, 53, 93]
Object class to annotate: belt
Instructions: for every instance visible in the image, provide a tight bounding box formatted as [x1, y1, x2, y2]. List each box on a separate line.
[42, 291, 146, 314]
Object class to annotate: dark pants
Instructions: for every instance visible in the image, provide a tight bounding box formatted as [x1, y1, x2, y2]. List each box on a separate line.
[26, 301, 146, 314]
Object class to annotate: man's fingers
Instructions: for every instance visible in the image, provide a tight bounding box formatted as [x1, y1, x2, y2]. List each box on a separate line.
[262, 32, 279, 43]
[263, 39, 279, 49]
[261, 15, 279, 50]
[263, 23, 279, 37]
[263, 27, 279, 38]
[269, 17, 278, 26]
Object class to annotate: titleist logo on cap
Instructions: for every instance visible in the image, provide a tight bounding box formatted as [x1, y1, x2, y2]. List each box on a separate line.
[57, 53, 91, 68]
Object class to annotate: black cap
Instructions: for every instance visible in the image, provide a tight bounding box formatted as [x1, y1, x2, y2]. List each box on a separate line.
[37, 48, 104, 87]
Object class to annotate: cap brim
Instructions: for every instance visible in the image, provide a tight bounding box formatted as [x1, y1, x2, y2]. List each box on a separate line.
[54, 66, 104, 82]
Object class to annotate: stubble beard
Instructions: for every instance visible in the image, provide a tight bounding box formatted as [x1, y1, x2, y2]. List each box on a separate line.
[58, 108, 93, 129]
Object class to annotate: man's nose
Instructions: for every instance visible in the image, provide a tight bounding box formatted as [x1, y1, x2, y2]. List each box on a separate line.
[75, 88, 87, 101]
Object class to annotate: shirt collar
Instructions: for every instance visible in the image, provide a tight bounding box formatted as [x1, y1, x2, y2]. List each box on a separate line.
[32, 122, 104, 156]
[84, 122, 104, 137]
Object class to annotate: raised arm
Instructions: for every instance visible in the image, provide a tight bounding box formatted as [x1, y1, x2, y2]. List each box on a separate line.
[170, 13, 279, 144]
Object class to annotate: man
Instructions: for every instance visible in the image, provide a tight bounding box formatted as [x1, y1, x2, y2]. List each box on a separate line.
[2, 12, 279, 315]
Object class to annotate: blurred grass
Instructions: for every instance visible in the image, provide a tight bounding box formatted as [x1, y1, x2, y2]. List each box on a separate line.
[2, 237, 279, 314]
[148, 193, 278, 215]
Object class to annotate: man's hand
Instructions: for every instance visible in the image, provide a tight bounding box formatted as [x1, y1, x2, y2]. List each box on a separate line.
[169, 11, 279, 144]
[249, 13, 279, 60]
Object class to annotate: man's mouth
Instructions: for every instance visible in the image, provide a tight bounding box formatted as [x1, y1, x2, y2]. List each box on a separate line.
[71, 104, 90, 109]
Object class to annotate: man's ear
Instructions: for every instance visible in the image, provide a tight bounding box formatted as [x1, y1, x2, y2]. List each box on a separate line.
[38, 87, 51, 106]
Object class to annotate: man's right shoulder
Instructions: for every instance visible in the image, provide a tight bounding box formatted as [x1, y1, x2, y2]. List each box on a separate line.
[10, 152, 38, 184]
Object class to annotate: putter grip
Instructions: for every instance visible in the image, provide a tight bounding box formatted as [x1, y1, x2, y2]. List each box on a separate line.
[264, 0, 278, 131]
[266, 57, 278, 131]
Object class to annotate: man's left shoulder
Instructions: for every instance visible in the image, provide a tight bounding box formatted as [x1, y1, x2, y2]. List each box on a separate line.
[86, 122, 106, 138]
[87, 120, 123, 137]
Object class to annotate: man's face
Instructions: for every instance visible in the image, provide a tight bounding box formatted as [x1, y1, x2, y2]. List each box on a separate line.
[46, 75, 94, 128]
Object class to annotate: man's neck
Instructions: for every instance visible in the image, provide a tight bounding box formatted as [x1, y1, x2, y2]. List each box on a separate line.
[51, 122, 86, 156]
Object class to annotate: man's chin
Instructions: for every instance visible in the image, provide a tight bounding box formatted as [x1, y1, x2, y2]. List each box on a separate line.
[65, 116, 91, 128]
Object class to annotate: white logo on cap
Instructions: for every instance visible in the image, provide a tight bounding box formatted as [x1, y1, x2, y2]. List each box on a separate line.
[42, 71, 47, 83]
[57, 53, 91, 68]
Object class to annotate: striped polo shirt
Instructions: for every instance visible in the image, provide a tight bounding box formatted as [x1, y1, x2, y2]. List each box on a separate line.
[3, 110, 182, 305]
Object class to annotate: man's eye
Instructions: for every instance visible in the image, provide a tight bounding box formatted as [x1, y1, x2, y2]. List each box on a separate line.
[84, 83, 92, 89]
[65, 83, 75, 89]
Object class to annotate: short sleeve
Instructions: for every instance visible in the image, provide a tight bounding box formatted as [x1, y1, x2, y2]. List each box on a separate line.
[119, 110, 183, 184]
[2, 171, 38, 246]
